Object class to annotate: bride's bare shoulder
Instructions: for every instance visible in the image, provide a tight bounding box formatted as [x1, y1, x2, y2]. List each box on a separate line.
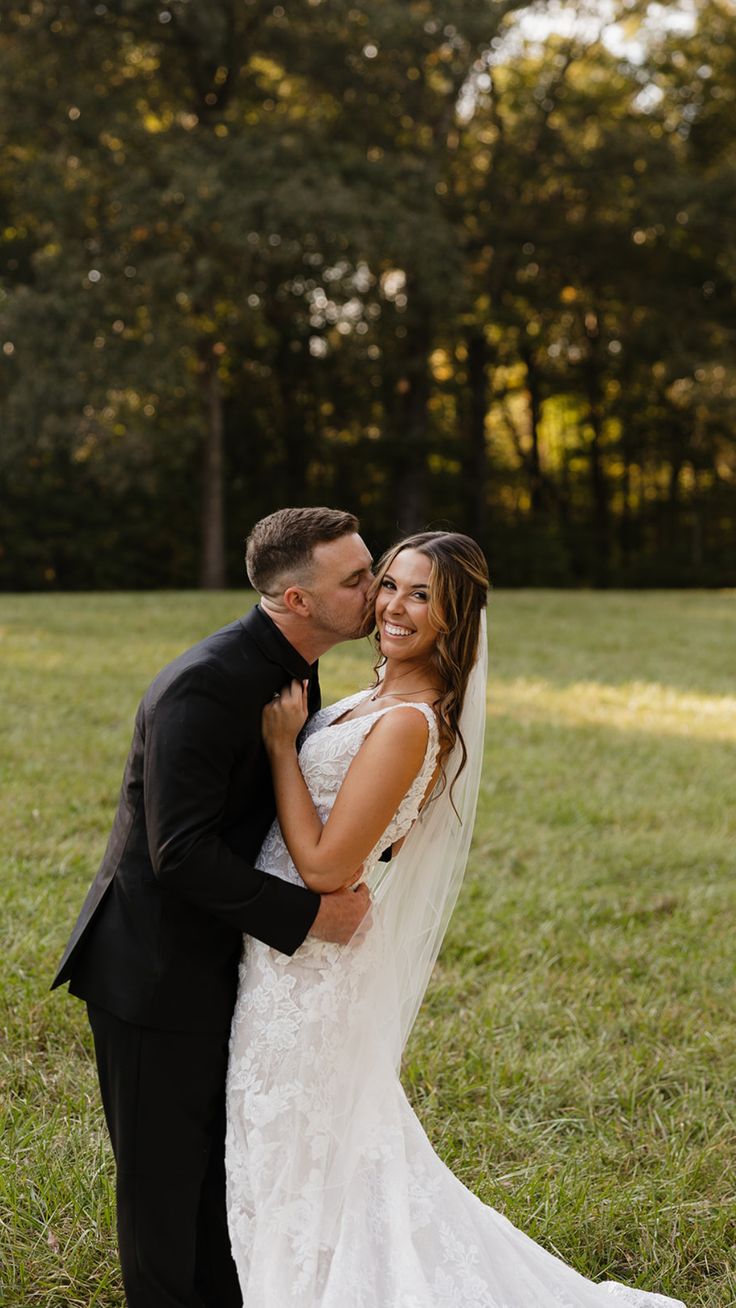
[363, 704, 430, 752]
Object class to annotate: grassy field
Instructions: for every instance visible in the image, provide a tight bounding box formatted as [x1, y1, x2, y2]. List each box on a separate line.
[1, 590, 734, 1307]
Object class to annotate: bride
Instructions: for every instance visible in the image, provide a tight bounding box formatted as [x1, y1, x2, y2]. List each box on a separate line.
[225, 530, 684, 1308]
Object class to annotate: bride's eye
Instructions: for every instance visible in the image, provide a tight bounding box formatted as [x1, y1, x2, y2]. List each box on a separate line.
[380, 578, 395, 590]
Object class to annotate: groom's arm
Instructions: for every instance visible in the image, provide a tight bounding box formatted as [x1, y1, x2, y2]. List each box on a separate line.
[143, 662, 322, 955]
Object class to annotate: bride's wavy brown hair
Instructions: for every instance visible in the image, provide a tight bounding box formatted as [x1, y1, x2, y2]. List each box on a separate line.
[369, 531, 489, 799]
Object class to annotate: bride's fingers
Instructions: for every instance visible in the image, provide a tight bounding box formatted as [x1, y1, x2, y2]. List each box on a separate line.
[288, 681, 308, 723]
[283, 678, 304, 706]
[281, 680, 308, 714]
[263, 681, 308, 735]
[269, 682, 298, 709]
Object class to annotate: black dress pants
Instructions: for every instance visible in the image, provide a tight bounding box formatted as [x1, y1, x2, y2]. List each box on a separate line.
[87, 1004, 243, 1308]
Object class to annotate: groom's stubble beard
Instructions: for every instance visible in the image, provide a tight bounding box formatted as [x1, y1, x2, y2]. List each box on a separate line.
[310, 593, 376, 643]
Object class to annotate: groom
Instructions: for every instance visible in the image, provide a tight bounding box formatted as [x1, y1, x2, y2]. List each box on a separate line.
[52, 507, 374, 1308]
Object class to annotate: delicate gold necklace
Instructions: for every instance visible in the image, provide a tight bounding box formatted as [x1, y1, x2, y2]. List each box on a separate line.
[370, 686, 440, 702]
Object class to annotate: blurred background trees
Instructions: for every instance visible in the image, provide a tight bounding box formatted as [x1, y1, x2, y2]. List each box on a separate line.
[1, 0, 734, 589]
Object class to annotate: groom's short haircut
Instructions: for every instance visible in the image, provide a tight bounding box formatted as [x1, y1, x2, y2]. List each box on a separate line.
[246, 507, 359, 595]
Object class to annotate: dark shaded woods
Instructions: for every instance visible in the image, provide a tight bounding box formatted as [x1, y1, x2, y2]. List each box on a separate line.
[1, 1, 734, 589]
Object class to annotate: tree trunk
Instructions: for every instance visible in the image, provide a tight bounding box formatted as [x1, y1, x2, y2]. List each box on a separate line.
[582, 354, 610, 587]
[199, 347, 226, 589]
[272, 333, 311, 504]
[392, 310, 432, 535]
[690, 469, 704, 571]
[521, 343, 544, 514]
[619, 441, 633, 575]
[465, 332, 489, 543]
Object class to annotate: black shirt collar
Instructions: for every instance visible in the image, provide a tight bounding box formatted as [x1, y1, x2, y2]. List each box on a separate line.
[240, 604, 314, 682]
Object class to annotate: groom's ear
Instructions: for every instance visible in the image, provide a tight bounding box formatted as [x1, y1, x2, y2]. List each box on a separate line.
[282, 585, 311, 618]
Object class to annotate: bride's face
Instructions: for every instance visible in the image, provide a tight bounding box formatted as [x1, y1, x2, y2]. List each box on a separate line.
[375, 549, 441, 665]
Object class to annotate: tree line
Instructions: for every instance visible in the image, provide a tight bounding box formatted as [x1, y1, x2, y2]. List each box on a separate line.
[1, 0, 734, 589]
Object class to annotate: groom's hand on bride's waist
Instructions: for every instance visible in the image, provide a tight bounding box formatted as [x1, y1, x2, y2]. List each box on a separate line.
[309, 883, 371, 945]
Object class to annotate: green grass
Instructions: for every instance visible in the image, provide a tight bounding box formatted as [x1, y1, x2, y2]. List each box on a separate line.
[1, 590, 735, 1306]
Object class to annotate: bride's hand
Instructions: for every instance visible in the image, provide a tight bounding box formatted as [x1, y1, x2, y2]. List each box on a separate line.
[262, 679, 309, 755]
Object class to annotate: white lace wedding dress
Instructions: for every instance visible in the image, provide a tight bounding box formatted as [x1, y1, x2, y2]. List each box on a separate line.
[225, 690, 685, 1308]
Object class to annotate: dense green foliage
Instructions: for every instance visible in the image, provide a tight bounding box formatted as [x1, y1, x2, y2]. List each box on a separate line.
[1, 591, 734, 1305]
[1, 2, 735, 588]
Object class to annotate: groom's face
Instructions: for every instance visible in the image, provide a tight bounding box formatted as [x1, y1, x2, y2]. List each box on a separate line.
[305, 533, 375, 641]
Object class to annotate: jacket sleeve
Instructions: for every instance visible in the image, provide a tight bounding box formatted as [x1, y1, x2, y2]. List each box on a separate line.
[143, 662, 320, 955]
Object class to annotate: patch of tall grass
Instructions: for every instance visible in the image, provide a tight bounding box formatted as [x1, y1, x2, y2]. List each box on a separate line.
[1, 590, 734, 1306]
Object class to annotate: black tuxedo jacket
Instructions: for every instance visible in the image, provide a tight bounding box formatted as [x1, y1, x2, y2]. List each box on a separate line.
[51, 605, 321, 1034]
